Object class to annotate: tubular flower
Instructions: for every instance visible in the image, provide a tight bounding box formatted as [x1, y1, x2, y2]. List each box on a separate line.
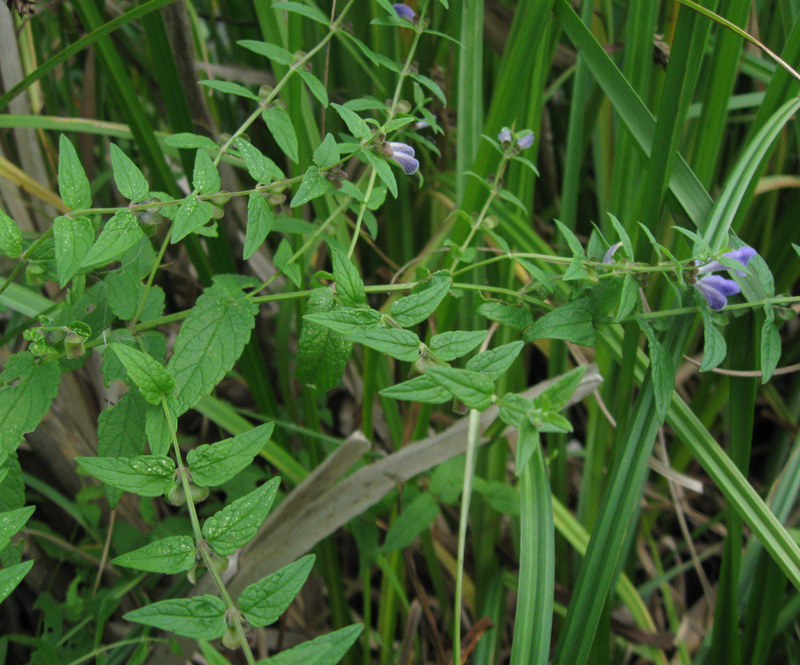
[498, 128, 512, 145]
[603, 242, 623, 265]
[517, 132, 534, 149]
[693, 246, 756, 310]
[384, 142, 419, 175]
[393, 3, 417, 21]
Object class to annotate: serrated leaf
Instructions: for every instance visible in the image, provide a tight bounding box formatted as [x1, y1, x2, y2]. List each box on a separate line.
[203, 478, 280, 556]
[257, 624, 363, 665]
[761, 307, 781, 384]
[339, 31, 401, 73]
[297, 288, 352, 392]
[272, 1, 329, 24]
[465, 341, 524, 379]
[525, 298, 595, 347]
[636, 317, 674, 422]
[477, 301, 533, 332]
[409, 72, 446, 105]
[331, 248, 366, 307]
[187, 423, 274, 487]
[0, 209, 22, 258]
[700, 307, 727, 372]
[100, 330, 166, 386]
[378, 375, 452, 404]
[193, 149, 221, 195]
[0, 354, 61, 469]
[362, 149, 397, 198]
[58, 135, 92, 210]
[537, 365, 586, 411]
[313, 134, 339, 169]
[53, 215, 93, 286]
[290, 166, 329, 207]
[347, 328, 420, 362]
[304, 307, 381, 334]
[110, 343, 174, 405]
[113, 535, 196, 573]
[164, 133, 219, 150]
[0, 560, 34, 605]
[331, 103, 371, 140]
[199, 79, 260, 101]
[238, 39, 294, 65]
[80, 210, 143, 268]
[97, 391, 147, 507]
[244, 193, 275, 259]
[76, 455, 176, 496]
[263, 107, 299, 163]
[615, 275, 639, 321]
[236, 138, 284, 183]
[274, 238, 302, 288]
[429, 330, 487, 362]
[110, 144, 149, 202]
[390, 274, 452, 327]
[171, 195, 215, 243]
[239, 554, 315, 627]
[426, 367, 495, 410]
[146, 395, 177, 456]
[124, 595, 227, 639]
[380, 494, 439, 553]
[298, 69, 329, 107]
[0, 506, 35, 552]
[168, 276, 258, 415]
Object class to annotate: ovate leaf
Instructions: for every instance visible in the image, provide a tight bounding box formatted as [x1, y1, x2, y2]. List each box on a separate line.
[380, 494, 439, 553]
[524, 298, 595, 347]
[331, 248, 366, 307]
[192, 149, 221, 195]
[113, 535, 196, 573]
[58, 134, 91, 211]
[378, 375, 452, 404]
[0, 560, 34, 605]
[124, 596, 227, 639]
[109, 343, 174, 405]
[331, 103, 371, 140]
[236, 138, 284, 183]
[239, 555, 315, 627]
[347, 328, 420, 362]
[465, 341, 524, 379]
[263, 107, 299, 163]
[290, 166, 329, 207]
[260, 624, 363, 665]
[187, 423, 274, 487]
[53, 215, 94, 286]
[296, 288, 352, 392]
[429, 330, 487, 362]
[80, 210, 144, 268]
[76, 455, 176, 496]
[761, 306, 781, 384]
[426, 367, 495, 410]
[171, 195, 215, 243]
[244, 193, 275, 259]
[110, 144, 149, 202]
[0, 209, 22, 258]
[390, 273, 452, 327]
[0, 506, 35, 552]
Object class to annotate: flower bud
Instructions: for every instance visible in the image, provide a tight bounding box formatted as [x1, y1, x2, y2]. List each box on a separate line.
[221, 626, 247, 650]
[64, 332, 85, 359]
[258, 85, 274, 100]
[165, 483, 186, 506]
[483, 215, 499, 229]
[396, 100, 412, 114]
[26, 262, 45, 286]
[190, 484, 210, 503]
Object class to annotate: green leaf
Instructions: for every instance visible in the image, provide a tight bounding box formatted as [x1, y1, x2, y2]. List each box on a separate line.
[263, 107, 299, 163]
[203, 478, 280, 556]
[199, 79, 260, 101]
[110, 343, 174, 405]
[274, 239, 302, 288]
[516, 418, 540, 475]
[113, 535, 196, 573]
[236, 138, 283, 183]
[380, 494, 440, 553]
[313, 134, 340, 169]
[477, 301, 533, 332]
[426, 367, 495, 410]
[362, 149, 398, 198]
[164, 133, 219, 150]
[429, 330, 487, 362]
[100, 330, 165, 386]
[465, 341, 524, 379]
[331, 248, 366, 307]
[537, 365, 586, 411]
[97, 391, 147, 507]
[187, 423, 273, 487]
[53, 215, 94, 287]
[296, 288, 352, 392]
[76, 455, 176, 496]
[0, 560, 34, 605]
[607, 212, 632, 259]
[192, 149, 221, 195]
[378, 375, 452, 404]
[700, 306, 727, 372]
[0, 354, 61, 469]
[304, 308, 382, 334]
[525, 298, 595, 347]
[110, 143, 149, 202]
[390, 274, 452, 327]
[239, 555, 316, 627]
[331, 103, 371, 140]
[58, 134, 92, 210]
[615, 275, 639, 322]
[409, 72, 447, 105]
[298, 69, 329, 107]
[146, 396, 177, 456]
[238, 39, 294, 65]
[124, 596, 227, 639]
[637, 318, 674, 422]
[761, 306, 781, 384]
[256, 624, 363, 665]
[0, 506, 35, 552]
[80, 210, 144, 268]
[272, 1, 329, 24]
[0, 209, 23, 258]
[171, 195, 215, 243]
[554, 220, 589, 281]
[244, 193, 275, 259]
[291, 166, 330, 207]
[347, 328, 420, 362]
[168, 276, 258, 415]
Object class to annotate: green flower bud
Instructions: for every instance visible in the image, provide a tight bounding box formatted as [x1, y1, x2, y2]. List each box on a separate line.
[165, 483, 187, 506]
[64, 332, 85, 359]
[26, 262, 45, 286]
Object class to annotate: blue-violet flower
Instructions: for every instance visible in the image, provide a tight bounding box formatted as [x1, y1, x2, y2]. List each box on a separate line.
[693, 246, 756, 310]
[517, 132, 534, 149]
[393, 3, 417, 21]
[385, 142, 419, 175]
[603, 242, 623, 265]
[498, 128, 512, 145]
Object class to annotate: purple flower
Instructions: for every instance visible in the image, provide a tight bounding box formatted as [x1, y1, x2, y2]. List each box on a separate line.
[498, 128, 512, 144]
[393, 3, 417, 21]
[693, 246, 756, 310]
[385, 141, 419, 175]
[603, 242, 623, 265]
[517, 132, 534, 149]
